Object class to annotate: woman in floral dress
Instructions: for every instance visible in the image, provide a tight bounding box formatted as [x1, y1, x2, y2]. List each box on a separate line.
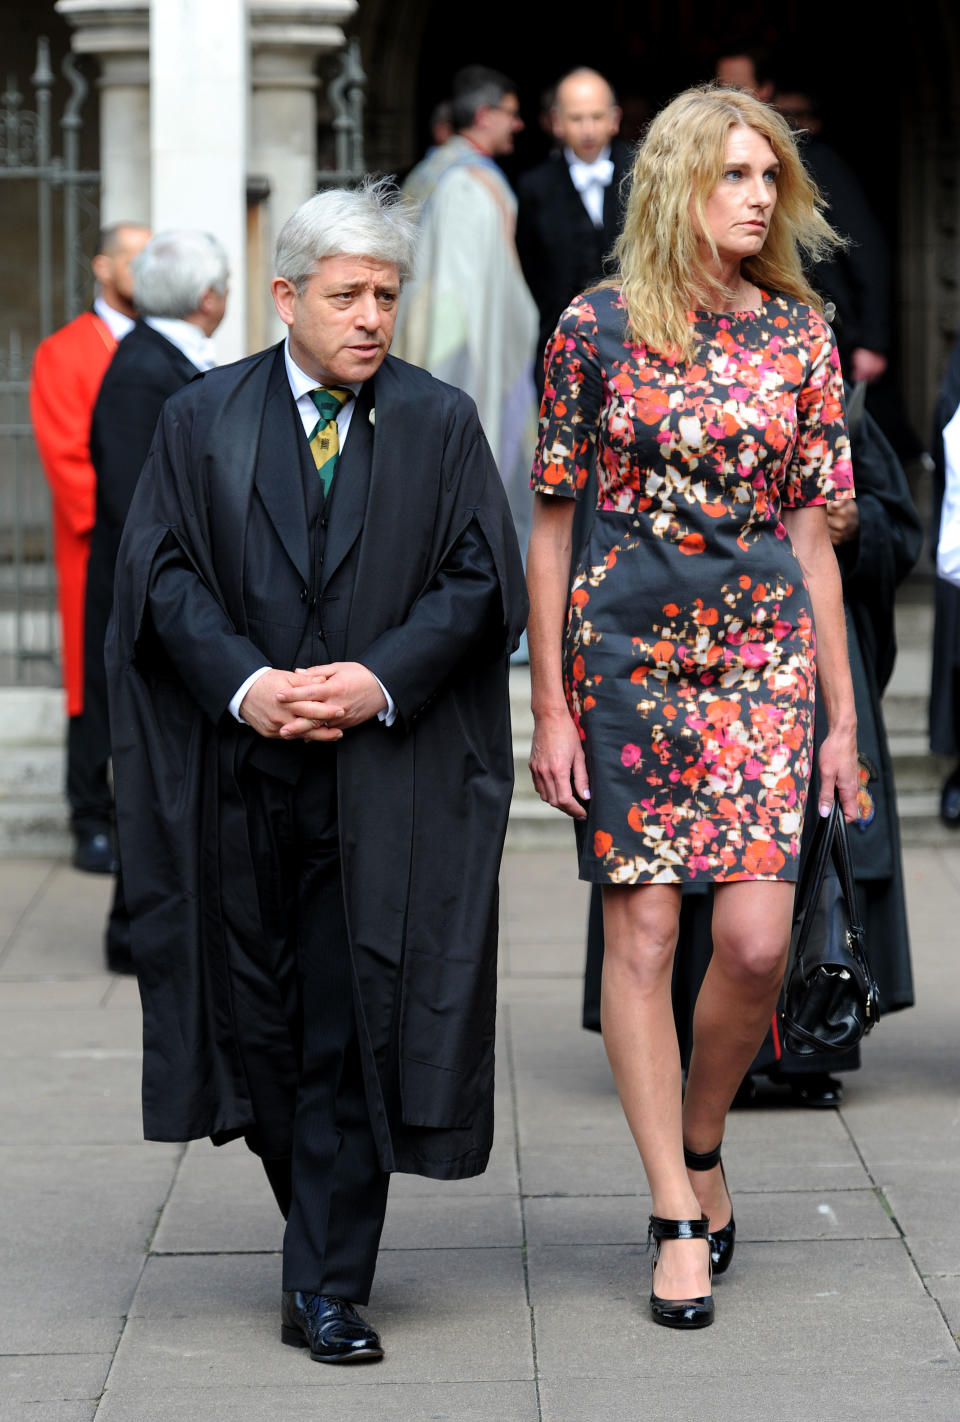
[527, 85, 858, 1329]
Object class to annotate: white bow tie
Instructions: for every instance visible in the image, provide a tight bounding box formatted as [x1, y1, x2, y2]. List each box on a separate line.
[568, 157, 615, 193]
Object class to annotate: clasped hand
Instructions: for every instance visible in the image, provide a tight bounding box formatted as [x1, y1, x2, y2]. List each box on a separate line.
[239, 663, 387, 742]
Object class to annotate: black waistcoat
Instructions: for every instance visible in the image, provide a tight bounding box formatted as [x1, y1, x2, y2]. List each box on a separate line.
[245, 358, 374, 782]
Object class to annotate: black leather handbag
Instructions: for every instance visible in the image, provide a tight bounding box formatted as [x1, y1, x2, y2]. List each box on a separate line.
[781, 795, 880, 1056]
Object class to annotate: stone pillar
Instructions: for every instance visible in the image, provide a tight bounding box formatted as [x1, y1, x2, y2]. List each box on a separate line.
[56, 0, 152, 225]
[150, 0, 248, 362]
[248, 1, 355, 347]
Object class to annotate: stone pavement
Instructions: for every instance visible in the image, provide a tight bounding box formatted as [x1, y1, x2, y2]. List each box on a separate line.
[1, 844, 958, 1422]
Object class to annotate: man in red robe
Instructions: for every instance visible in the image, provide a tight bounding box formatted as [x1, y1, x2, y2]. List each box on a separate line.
[30, 221, 150, 872]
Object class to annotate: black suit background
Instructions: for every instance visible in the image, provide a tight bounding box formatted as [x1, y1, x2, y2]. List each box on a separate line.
[516, 140, 632, 393]
[85, 323, 199, 957]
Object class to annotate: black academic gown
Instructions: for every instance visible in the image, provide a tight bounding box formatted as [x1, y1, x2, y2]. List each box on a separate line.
[106, 345, 527, 1180]
[516, 140, 631, 390]
[929, 332, 960, 756]
[582, 405, 919, 1073]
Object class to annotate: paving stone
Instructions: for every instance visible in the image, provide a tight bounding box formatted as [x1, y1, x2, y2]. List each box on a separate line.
[527, 1238, 955, 1379]
[0, 978, 110, 1009]
[0, 1353, 110, 1404]
[0, 1010, 144, 1145]
[538, 1366, 960, 1422]
[927, 1275, 960, 1338]
[0, 864, 113, 976]
[96, 1380, 540, 1422]
[380, 1193, 522, 1251]
[878, 1163, 960, 1275]
[116, 1248, 532, 1388]
[0, 860, 52, 944]
[519, 1142, 659, 1198]
[151, 1140, 283, 1256]
[523, 1187, 897, 1247]
[2, 1405, 98, 1422]
[0, 1144, 180, 1354]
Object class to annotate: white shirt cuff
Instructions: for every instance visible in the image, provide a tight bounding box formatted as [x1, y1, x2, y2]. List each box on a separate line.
[373, 674, 396, 727]
[230, 666, 271, 723]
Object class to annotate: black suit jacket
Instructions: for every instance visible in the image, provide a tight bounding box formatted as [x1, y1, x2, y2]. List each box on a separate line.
[516, 140, 631, 386]
[84, 321, 200, 737]
[91, 321, 200, 547]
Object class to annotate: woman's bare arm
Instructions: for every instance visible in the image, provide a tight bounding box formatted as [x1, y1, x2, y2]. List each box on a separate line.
[782, 503, 859, 821]
[526, 493, 590, 819]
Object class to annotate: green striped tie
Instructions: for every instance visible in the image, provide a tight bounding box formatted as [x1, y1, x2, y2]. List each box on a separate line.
[308, 386, 352, 495]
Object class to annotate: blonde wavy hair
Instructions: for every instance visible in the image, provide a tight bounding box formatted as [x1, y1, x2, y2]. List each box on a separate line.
[610, 84, 843, 361]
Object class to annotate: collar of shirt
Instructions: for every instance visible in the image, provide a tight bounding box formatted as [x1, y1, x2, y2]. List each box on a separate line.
[93, 295, 135, 343]
[144, 316, 218, 370]
[565, 145, 614, 227]
[284, 338, 363, 446]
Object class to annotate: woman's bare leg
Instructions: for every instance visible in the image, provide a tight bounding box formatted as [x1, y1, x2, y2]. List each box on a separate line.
[601, 883, 709, 1300]
[682, 879, 795, 1227]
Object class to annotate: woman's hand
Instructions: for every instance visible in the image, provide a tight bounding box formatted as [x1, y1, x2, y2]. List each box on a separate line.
[529, 708, 590, 819]
[816, 726, 859, 823]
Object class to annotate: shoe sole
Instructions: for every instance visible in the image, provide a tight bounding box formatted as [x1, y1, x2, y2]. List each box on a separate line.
[281, 1325, 384, 1363]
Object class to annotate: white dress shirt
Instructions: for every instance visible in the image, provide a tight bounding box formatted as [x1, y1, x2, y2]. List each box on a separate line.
[144, 315, 218, 370]
[565, 144, 615, 228]
[229, 338, 396, 727]
[93, 296, 135, 343]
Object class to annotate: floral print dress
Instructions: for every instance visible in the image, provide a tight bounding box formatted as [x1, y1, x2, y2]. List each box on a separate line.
[531, 286, 853, 885]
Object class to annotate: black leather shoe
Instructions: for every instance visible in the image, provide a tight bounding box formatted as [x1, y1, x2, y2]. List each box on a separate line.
[73, 830, 118, 875]
[684, 1142, 735, 1277]
[280, 1292, 383, 1363]
[785, 1072, 844, 1109]
[941, 766, 960, 826]
[648, 1215, 714, 1329]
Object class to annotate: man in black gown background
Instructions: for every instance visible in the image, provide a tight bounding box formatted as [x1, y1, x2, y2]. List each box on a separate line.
[106, 182, 526, 1365]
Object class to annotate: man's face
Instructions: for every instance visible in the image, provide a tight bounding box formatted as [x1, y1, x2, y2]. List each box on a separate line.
[271, 254, 400, 385]
[552, 74, 620, 164]
[93, 225, 151, 313]
[480, 92, 523, 156]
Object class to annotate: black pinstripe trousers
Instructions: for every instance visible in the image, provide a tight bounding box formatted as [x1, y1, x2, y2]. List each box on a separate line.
[236, 750, 390, 1305]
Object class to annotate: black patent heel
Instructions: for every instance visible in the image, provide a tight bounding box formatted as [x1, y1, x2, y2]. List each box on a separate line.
[684, 1141, 736, 1277]
[647, 1214, 714, 1329]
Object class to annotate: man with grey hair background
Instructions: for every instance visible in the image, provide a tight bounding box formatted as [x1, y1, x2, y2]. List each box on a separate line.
[106, 181, 526, 1362]
[394, 66, 539, 549]
[86, 229, 229, 970]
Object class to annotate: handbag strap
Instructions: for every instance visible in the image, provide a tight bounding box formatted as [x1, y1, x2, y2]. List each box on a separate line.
[826, 796, 865, 941]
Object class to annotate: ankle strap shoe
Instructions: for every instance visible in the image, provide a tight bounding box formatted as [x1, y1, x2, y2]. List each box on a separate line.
[647, 1215, 714, 1329]
[684, 1141, 736, 1277]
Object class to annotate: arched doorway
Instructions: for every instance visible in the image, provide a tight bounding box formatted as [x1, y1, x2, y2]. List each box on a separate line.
[356, 0, 960, 445]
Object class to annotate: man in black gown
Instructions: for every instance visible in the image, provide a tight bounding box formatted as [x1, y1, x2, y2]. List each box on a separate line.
[106, 182, 527, 1363]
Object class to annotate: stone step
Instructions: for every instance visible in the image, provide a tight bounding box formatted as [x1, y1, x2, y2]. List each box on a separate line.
[0, 800, 71, 858]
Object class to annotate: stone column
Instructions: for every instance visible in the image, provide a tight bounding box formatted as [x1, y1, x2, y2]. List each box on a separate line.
[149, 0, 248, 362]
[56, 0, 151, 225]
[248, 1, 355, 347]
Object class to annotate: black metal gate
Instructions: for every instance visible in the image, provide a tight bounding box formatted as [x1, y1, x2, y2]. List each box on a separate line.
[0, 38, 99, 685]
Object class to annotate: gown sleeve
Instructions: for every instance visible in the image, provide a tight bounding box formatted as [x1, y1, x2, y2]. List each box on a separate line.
[781, 311, 854, 509]
[530, 296, 604, 501]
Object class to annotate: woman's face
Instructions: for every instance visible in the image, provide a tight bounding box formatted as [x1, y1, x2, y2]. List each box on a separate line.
[699, 125, 779, 266]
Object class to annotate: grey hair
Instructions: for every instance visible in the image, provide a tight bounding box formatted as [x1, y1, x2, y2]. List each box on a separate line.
[274, 178, 419, 290]
[451, 65, 516, 131]
[131, 230, 230, 318]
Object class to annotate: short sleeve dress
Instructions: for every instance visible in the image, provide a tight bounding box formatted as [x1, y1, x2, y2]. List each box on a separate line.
[530, 287, 854, 885]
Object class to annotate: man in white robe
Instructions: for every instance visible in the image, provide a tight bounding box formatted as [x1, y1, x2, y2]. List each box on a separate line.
[394, 66, 539, 546]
